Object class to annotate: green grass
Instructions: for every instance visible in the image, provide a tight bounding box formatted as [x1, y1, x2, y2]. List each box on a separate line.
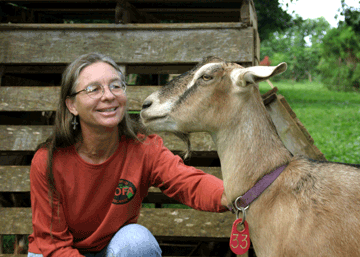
[259, 80, 360, 164]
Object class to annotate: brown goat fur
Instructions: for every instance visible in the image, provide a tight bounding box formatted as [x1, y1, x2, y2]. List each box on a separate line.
[140, 57, 360, 256]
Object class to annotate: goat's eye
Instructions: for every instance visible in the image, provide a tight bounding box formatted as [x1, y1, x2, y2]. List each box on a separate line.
[202, 75, 213, 81]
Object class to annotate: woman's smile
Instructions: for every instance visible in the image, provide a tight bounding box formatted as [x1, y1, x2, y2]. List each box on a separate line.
[66, 62, 127, 130]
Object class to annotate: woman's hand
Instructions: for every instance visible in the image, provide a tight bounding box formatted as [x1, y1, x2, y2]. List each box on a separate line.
[221, 191, 229, 208]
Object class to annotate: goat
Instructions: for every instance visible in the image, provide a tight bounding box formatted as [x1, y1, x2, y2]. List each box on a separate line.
[140, 56, 360, 256]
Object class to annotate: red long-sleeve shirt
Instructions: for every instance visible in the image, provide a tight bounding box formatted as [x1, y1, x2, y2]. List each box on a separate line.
[28, 134, 226, 256]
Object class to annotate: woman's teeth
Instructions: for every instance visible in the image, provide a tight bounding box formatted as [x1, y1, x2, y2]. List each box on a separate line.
[98, 108, 117, 112]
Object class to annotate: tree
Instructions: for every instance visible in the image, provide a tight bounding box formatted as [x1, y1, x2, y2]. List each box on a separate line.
[254, 0, 293, 41]
[261, 16, 331, 81]
[318, 1, 360, 91]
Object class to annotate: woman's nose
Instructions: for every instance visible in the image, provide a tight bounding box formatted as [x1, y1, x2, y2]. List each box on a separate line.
[101, 86, 116, 99]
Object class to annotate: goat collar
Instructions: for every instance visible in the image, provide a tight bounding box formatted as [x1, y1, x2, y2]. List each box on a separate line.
[233, 164, 287, 210]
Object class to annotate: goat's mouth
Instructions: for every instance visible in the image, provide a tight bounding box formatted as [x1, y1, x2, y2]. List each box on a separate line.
[141, 115, 178, 132]
[142, 115, 168, 124]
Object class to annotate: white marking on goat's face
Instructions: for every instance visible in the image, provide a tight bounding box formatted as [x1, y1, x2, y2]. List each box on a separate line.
[141, 57, 227, 132]
[186, 63, 221, 89]
[140, 57, 246, 133]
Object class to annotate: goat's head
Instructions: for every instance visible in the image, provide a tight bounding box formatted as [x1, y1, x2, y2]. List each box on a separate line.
[141, 57, 287, 135]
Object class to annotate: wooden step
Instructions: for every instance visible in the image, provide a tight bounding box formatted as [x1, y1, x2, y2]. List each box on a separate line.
[0, 125, 215, 153]
[0, 86, 160, 112]
[0, 208, 234, 239]
[0, 23, 254, 65]
[0, 166, 221, 192]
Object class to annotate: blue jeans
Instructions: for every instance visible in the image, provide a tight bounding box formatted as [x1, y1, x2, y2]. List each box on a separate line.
[28, 224, 162, 257]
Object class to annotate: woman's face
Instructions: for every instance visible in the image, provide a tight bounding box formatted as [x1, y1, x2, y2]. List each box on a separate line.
[66, 62, 127, 131]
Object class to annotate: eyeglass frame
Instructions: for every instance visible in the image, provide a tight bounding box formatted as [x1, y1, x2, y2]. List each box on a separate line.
[68, 80, 127, 99]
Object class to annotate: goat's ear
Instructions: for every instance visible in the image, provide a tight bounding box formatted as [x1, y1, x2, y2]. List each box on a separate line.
[239, 62, 287, 86]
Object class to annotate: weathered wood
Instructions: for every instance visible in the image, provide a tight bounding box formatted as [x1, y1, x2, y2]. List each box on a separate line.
[0, 85, 276, 112]
[0, 255, 26, 257]
[0, 23, 253, 65]
[4, 0, 243, 3]
[240, 0, 257, 30]
[0, 208, 33, 234]
[0, 88, 324, 159]
[0, 126, 215, 152]
[2, 0, 251, 24]
[0, 86, 160, 112]
[140, 208, 233, 239]
[0, 66, 4, 87]
[266, 94, 326, 161]
[116, 2, 130, 24]
[0, 166, 30, 192]
[116, 0, 159, 23]
[0, 86, 60, 111]
[0, 208, 233, 238]
[1, 64, 195, 75]
[0, 166, 221, 192]
[254, 28, 260, 65]
[2, 75, 54, 87]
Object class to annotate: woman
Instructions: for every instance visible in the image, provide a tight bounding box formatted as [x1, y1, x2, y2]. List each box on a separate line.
[28, 53, 229, 257]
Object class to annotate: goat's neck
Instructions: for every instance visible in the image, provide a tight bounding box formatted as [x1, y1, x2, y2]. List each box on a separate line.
[212, 90, 292, 203]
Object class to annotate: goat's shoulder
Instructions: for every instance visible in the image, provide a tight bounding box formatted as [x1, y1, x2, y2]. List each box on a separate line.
[283, 155, 360, 200]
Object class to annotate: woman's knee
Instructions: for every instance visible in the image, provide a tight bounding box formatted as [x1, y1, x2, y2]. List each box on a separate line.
[106, 224, 162, 257]
[28, 253, 43, 257]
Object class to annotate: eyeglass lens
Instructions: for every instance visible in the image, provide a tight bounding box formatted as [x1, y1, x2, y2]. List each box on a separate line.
[86, 82, 126, 99]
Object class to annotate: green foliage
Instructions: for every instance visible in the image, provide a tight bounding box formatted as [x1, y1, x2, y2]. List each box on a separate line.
[340, 0, 360, 33]
[254, 0, 293, 41]
[317, 1, 360, 92]
[259, 80, 360, 164]
[261, 16, 331, 82]
[318, 25, 360, 91]
[2, 235, 15, 254]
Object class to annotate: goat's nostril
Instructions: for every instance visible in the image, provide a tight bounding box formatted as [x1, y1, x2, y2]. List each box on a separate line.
[142, 100, 153, 110]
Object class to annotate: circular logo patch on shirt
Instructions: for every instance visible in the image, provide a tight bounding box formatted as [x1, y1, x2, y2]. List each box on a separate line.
[112, 179, 137, 205]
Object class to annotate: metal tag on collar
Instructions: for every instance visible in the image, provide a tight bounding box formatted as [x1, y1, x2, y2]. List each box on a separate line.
[234, 195, 249, 212]
[234, 196, 249, 226]
[235, 207, 248, 226]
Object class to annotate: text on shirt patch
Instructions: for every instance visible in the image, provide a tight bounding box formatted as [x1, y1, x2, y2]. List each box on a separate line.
[112, 179, 137, 205]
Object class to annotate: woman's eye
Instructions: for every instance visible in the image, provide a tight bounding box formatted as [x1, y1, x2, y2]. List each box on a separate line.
[86, 85, 100, 93]
[110, 83, 122, 89]
[202, 75, 213, 81]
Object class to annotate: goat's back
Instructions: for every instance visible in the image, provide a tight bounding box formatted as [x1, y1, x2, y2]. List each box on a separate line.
[260, 156, 360, 256]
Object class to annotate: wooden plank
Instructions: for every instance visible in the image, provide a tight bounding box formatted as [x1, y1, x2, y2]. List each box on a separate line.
[0, 126, 215, 152]
[0, 23, 253, 64]
[2, 62, 252, 75]
[0, 85, 276, 112]
[0, 208, 233, 238]
[0, 166, 221, 192]
[3, 0, 243, 3]
[266, 94, 326, 161]
[2, 75, 54, 87]
[115, 0, 159, 23]
[0, 66, 4, 87]
[138, 8, 238, 13]
[0, 166, 30, 192]
[2, 64, 192, 75]
[3, 65, 66, 74]
[240, 0, 257, 30]
[139, 208, 233, 239]
[0, 255, 26, 257]
[0, 86, 160, 112]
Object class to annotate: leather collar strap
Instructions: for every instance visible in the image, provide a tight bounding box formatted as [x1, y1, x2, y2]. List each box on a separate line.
[234, 165, 287, 210]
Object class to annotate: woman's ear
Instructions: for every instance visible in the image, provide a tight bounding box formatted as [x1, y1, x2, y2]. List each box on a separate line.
[65, 97, 79, 116]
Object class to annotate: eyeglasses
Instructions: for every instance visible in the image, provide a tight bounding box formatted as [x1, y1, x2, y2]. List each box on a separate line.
[69, 81, 127, 99]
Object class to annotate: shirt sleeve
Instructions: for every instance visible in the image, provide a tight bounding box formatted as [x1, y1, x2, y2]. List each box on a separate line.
[147, 135, 227, 212]
[29, 149, 84, 257]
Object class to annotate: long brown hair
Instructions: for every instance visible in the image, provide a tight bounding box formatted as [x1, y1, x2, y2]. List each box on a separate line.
[36, 53, 148, 234]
